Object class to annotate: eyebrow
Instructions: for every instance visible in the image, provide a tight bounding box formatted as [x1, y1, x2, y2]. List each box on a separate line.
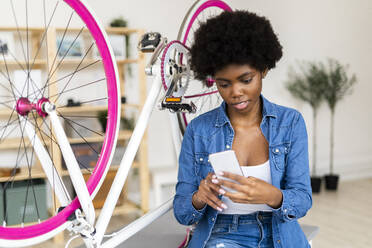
[215, 72, 254, 82]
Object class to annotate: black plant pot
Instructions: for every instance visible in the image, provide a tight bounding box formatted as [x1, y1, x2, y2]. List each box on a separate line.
[325, 174, 339, 190]
[311, 176, 322, 193]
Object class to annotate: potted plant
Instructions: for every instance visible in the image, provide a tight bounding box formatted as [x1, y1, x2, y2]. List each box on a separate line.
[110, 16, 130, 59]
[323, 59, 356, 190]
[286, 61, 328, 193]
[97, 110, 107, 133]
[121, 116, 135, 131]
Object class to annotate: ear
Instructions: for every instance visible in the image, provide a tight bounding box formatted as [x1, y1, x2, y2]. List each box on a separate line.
[262, 69, 269, 79]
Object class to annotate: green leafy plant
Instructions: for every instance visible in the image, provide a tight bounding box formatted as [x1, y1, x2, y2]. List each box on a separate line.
[121, 116, 135, 130]
[286, 61, 328, 177]
[97, 110, 108, 132]
[110, 17, 127, 28]
[110, 16, 130, 59]
[323, 59, 356, 175]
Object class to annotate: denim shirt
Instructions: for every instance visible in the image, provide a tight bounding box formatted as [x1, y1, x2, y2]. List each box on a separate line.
[173, 95, 312, 248]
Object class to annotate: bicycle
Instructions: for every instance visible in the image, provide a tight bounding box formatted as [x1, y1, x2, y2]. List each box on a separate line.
[0, 0, 231, 247]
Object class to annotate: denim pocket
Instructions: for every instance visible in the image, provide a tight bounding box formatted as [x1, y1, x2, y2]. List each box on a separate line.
[271, 143, 289, 171]
[194, 153, 214, 181]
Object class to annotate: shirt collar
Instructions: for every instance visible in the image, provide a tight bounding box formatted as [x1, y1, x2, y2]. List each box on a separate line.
[215, 94, 277, 127]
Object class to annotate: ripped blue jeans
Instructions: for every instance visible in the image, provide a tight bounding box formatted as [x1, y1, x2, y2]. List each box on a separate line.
[205, 212, 274, 248]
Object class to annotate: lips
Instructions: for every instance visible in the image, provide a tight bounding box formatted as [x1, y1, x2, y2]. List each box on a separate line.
[231, 100, 249, 110]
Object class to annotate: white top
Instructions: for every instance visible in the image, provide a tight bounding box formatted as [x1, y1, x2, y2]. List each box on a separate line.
[221, 160, 273, 214]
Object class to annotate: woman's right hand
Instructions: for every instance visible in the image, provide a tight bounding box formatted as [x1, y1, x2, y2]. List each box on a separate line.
[192, 173, 228, 212]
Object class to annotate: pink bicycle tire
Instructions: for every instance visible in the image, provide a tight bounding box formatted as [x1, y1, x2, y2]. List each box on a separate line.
[177, 0, 232, 133]
[0, 0, 119, 240]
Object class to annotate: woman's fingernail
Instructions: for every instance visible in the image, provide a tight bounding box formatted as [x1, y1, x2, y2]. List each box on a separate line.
[217, 207, 223, 212]
[218, 171, 224, 176]
[212, 179, 219, 184]
[221, 203, 228, 209]
[219, 188, 226, 195]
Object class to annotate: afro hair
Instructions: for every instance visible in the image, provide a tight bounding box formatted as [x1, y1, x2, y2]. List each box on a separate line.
[190, 10, 283, 81]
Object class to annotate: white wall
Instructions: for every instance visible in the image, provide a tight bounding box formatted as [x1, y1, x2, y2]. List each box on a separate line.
[87, 0, 372, 180]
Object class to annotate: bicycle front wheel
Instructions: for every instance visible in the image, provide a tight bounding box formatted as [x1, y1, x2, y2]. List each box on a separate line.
[176, 0, 232, 134]
[0, 0, 120, 245]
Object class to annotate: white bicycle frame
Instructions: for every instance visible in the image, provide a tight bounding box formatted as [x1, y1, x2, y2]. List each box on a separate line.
[26, 56, 182, 247]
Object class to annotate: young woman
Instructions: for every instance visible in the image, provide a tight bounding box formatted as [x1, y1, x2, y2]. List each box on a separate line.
[173, 10, 312, 248]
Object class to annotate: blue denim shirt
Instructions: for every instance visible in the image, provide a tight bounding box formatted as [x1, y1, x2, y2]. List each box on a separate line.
[173, 95, 312, 248]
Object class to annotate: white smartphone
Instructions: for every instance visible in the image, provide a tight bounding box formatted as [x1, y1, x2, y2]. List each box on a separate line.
[209, 150, 244, 179]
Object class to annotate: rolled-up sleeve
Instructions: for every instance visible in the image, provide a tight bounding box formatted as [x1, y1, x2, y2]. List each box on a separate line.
[173, 121, 206, 225]
[273, 112, 313, 222]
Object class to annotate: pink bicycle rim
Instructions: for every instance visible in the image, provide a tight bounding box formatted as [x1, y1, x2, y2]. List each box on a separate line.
[182, 0, 232, 45]
[181, 0, 231, 127]
[0, 0, 118, 239]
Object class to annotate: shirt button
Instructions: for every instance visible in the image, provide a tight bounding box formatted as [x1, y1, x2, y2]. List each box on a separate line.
[275, 148, 279, 153]
[277, 240, 281, 244]
[211, 218, 215, 221]
[192, 213, 196, 217]
[199, 158, 203, 161]
[284, 209, 288, 213]
[226, 145, 230, 149]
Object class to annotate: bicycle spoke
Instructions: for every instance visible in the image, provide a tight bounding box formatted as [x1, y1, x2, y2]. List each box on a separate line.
[57, 97, 107, 108]
[0, 120, 19, 146]
[56, 115, 100, 118]
[49, 77, 105, 99]
[29, 111, 71, 199]
[10, 0, 28, 64]
[30, 59, 101, 99]
[43, 11, 74, 91]
[47, 26, 85, 86]
[0, 49, 43, 99]
[25, 0, 31, 97]
[0, 0, 119, 235]
[54, 42, 95, 103]
[1, 52, 21, 100]
[27, 1, 59, 85]
[52, 113, 96, 170]
[0, 75, 17, 100]
[20, 118, 41, 225]
[0, 114, 18, 132]
[58, 113, 103, 139]
[0, 109, 17, 133]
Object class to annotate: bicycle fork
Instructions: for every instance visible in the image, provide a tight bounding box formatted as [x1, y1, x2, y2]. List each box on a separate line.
[23, 101, 96, 227]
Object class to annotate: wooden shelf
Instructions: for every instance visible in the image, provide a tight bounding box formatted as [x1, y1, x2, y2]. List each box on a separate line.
[0, 26, 140, 35]
[0, 136, 30, 150]
[0, 160, 140, 183]
[0, 130, 132, 150]
[57, 105, 109, 114]
[0, 27, 44, 32]
[0, 167, 46, 182]
[0, 27, 149, 234]
[0, 102, 141, 119]
[0, 58, 138, 68]
[56, 58, 138, 66]
[68, 130, 132, 144]
[110, 161, 140, 170]
[0, 59, 46, 67]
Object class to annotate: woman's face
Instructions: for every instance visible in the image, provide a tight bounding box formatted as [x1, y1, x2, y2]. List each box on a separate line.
[214, 64, 266, 115]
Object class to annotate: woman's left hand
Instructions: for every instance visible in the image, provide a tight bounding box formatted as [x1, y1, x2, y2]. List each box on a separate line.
[213, 171, 283, 209]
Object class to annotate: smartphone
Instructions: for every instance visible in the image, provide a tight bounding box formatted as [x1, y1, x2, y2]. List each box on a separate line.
[209, 150, 244, 178]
